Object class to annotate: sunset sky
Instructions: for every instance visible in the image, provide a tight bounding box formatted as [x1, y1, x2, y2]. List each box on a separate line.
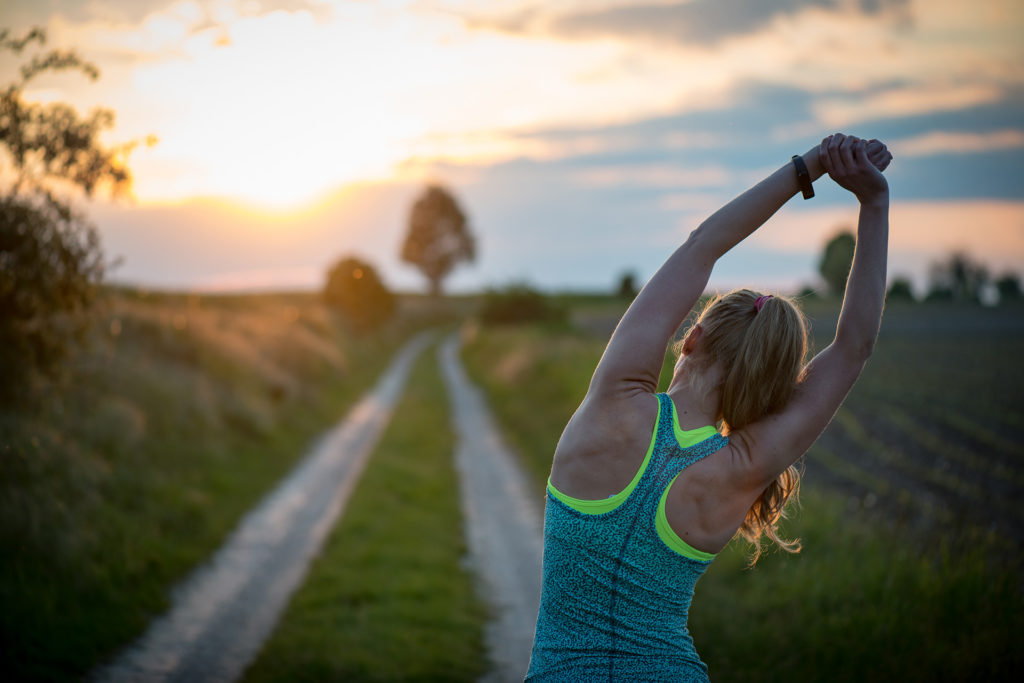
[3, 0, 1023, 294]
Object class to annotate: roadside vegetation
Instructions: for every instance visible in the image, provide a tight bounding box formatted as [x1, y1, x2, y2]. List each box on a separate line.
[245, 339, 488, 682]
[0, 289, 429, 680]
[462, 294, 1024, 681]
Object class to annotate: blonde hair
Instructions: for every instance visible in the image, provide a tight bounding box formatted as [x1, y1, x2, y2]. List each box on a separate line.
[676, 289, 809, 564]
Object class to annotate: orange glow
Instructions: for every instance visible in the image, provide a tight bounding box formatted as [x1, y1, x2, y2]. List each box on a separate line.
[749, 200, 1024, 276]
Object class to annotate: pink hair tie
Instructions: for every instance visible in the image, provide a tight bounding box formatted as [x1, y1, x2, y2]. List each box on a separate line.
[754, 294, 773, 313]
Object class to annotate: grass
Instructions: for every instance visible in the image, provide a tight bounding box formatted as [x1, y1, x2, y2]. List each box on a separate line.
[691, 488, 1023, 682]
[243, 339, 488, 682]
[0, 289, 430, 680]
[460, 324, 602, 485]
[461, 298, 1024, 682]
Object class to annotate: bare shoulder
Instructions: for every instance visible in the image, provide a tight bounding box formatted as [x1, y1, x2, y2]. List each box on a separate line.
[550, 388, 660, 498]
[559, 388, 656, 456]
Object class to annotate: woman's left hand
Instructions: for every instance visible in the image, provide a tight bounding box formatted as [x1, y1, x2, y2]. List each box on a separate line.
[820, 134, 890, 205]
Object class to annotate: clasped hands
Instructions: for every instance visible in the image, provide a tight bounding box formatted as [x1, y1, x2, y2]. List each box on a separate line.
[820, 133, 892, 205]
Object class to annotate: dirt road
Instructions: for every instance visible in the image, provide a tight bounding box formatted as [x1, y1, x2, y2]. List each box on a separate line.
[440, 332, 545, 683]
[91, 332, 432, 683]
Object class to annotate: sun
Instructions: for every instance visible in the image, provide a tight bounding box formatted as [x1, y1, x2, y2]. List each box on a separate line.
[126, 9, 433, 211]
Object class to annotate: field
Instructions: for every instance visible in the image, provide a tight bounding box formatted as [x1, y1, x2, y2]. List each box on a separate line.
[463, 296, 1024, 681]
[3, 287, 1022, 681]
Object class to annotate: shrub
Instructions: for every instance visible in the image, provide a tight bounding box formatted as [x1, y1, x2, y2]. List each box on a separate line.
[886, 277, 915, 302]
[0, 27, 145, 405]
[0, 194, 103, 404]
[995, 273, 1021, 302]
[323, 256, 395, 331]
[479, 284, 566, 326]
[616, 271, 638, 299]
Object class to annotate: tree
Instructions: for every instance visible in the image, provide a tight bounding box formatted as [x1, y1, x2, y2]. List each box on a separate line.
[886, 277, 915, 302]
[0, 27, 146, 403]
[479, 283, 565, 326]
[616, 271, 638, 299]
[927, 252, 989, 303]
[323, 256, 395, 331]
[818, 229, 855, 297]
[400, 184, 475, 296]
[995, 273, 1022, 302]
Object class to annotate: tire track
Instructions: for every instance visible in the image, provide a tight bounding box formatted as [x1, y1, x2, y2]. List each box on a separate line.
[440, 332, 544, 683]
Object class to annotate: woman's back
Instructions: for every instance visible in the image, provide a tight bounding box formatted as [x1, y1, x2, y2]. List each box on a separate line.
[527, 394, 728, 682]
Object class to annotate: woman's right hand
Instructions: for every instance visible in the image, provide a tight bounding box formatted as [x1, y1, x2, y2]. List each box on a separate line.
[820, 133, 891, 205]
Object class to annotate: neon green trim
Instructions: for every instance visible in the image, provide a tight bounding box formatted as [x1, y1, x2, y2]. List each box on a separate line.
[669, 398, 717, 448]
[547, 401, 661, 515]
[656, 475, 717, 562]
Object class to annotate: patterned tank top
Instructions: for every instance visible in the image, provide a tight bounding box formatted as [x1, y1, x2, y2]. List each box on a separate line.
[526, 393, 729, 682]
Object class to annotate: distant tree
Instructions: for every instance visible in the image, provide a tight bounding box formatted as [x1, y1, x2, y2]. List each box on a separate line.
[927, 252, 989, 303]
[886, 277, 915, 302]
[818, 229, 856, 297]
[400, 184, 475, 296]
[995, 273, 1022, 302]
[323, 256, 395, 331]
[0, 27, 148, 404]
[617, 271, 638, 299]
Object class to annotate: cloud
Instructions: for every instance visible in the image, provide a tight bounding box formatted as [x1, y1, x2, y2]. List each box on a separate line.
[892, 129, 1024, 157]
[814, 83, 1006, 128]
[5, 0, 321, 26]
[572, 163, 731, 189]
[479, 0, 910, 48]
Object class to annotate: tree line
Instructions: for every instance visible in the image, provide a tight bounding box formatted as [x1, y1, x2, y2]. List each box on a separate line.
[818, 230, 1021, 304]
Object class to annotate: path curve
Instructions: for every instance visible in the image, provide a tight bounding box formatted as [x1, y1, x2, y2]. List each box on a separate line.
[91, 332, 433, 683]
[440, 332, 544, 683]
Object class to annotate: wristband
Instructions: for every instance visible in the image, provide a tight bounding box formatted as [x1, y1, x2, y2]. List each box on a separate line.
[791, 155, 814, 200]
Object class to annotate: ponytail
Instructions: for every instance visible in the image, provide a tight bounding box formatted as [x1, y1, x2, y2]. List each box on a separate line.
[683, 289, 809, 564]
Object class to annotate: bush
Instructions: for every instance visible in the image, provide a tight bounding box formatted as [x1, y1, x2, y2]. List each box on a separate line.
[818, 230, 855, 297]
[323, 256, 395, 331]
[995, 273, 1021, 302]
[886, 277, 915, 302]
[479, 284, 566, 326]
[0, 194, 103, 404]
[616, 271, 638, 299]
[0, 27, 144, 406]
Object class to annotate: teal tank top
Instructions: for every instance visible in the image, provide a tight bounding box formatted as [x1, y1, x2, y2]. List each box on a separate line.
[526, 393, 729, 682]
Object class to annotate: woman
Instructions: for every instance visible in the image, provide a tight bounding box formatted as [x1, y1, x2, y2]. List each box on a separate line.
[526, 133, 893, 681]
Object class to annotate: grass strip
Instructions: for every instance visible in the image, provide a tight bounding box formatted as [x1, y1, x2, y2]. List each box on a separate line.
[460, 325, 604, 490]
[244, 340, 488, 682]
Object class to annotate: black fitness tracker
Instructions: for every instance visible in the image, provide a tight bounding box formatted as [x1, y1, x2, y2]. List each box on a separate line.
[791, 155, 814, 200]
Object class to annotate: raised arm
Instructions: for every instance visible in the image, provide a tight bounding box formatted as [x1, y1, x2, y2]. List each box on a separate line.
[589, 145, 828, 397]
[731, 134, 892, 486]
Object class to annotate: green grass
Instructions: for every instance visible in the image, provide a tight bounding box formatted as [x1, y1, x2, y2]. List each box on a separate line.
[0, 291, 420, 680]
[462, 302, 1024, 682]
[461, 325, 603, 486]
[691, 488, 1023, 682]
[244, 340, 488, 682]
